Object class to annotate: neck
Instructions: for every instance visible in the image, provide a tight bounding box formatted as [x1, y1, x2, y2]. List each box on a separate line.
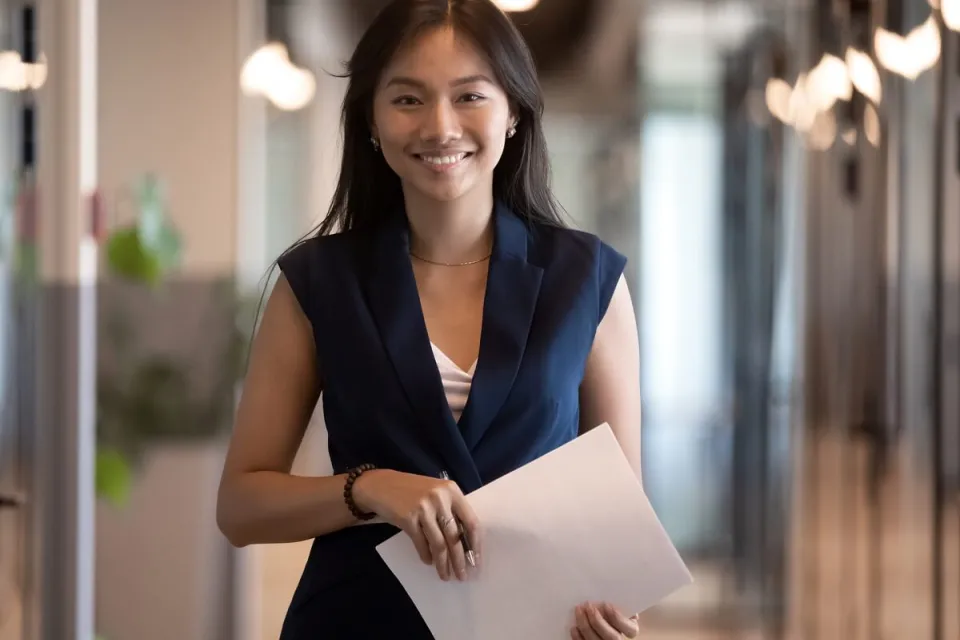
[403, 189, 495, 264]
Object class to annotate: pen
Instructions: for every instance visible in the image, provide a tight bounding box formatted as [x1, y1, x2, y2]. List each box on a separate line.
[440, 471, 477, 568]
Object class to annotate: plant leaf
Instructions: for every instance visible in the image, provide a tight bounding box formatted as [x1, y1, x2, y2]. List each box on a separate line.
[135, 175, 165, 245]
[133, 175, 182, 273]
[105, 227, 163, 285]
[95, 448, 132, 508]
[153, 223, 182, 270]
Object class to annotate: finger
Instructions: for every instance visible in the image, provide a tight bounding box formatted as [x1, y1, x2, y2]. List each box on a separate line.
[575, 605, 603, 640]
[599, 602, 639, 637]
[585, 603, 623, 640]
[402, 514, 433, 565]
[570, 626, 587, 640]
[418, 503, 451, 581]
[438, 513, 468, 580]
[450, 494, 482, 567]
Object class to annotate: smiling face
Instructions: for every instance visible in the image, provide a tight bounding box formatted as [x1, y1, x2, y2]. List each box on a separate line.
[371, 26, 516, 204]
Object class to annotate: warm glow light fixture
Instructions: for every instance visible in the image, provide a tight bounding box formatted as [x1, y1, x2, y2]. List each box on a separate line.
[0, 50, 47, 92]
[864, 103, 881, 147]
[845, 48, 882, 104]
[804, 53, 852, 113]
[807, 110, 838, 151]
[240, 42, 316, 111]
[763, 3, 953, 148]
[493, 0, 541, 12]
[874, 15, 941, 80]
[764, 78, 793, 125]
[942, 0, 960, 30]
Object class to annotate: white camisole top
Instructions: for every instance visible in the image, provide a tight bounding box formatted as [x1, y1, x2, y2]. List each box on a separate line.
[430, 342, 476, 423]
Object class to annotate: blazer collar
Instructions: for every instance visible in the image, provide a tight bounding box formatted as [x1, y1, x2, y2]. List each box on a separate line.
[364, 202, 543, 492]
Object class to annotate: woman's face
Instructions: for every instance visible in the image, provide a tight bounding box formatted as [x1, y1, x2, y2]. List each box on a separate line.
[372, 26, 516, 204]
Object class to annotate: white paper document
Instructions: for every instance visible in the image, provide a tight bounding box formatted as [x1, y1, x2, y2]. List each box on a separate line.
[376, 424, 693, 640]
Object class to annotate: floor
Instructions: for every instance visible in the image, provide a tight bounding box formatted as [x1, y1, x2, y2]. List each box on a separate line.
[786, 428, 960, 640]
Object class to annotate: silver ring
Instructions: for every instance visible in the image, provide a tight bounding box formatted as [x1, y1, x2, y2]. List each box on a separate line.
[437, 515, 454, 530]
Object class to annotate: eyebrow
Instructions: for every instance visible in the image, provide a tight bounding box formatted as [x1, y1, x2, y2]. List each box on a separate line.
[385, 74, 494, 90]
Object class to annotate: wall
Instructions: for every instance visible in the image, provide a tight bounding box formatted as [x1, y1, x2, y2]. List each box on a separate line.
[541, 109, 605, 231]
[95, 0, 244, 638]
[98, 0, 240, 277]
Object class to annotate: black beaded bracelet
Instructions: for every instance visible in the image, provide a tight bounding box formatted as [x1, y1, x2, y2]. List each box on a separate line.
[343, 464, 377, 521]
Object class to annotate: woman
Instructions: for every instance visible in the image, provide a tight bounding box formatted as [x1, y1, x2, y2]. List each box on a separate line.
[216, 0, 643, 637]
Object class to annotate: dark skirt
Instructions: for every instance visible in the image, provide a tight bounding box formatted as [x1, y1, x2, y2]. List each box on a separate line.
[279, 525, 435, 639]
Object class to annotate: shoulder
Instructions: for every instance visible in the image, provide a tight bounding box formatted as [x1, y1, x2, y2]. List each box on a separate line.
[275, 229, 370, 312]
[527, 222, 628, 320]
[529, 222, 623, 263]
[279, 228, 366, 266]
[277, 228, 374, 279]
[528, 222, 627, 279]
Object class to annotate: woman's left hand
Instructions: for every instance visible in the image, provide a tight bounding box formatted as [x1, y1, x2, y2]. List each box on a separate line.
[570, 601, 639, 639]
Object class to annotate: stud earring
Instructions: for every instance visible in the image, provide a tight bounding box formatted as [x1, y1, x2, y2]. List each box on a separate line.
[371, 136, 380, 151]
[507, 126, 516, 138]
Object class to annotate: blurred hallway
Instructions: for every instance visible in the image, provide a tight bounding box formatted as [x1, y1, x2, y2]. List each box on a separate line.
[1, 0, 959, 638]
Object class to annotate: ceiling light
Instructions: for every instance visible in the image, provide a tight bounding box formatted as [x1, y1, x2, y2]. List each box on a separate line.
[240, 42, 316, 111]
[493, 0, 540, 12]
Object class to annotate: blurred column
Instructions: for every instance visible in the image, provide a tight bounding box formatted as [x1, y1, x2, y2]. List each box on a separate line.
[232, 0, 266, 634]
[935, 12, 960, 640]
[235, 0, 268, 295]
[234, 0, 267, 387]
[32, 0, 98, 637]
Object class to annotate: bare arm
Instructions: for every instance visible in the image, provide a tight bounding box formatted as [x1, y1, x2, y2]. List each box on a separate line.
[216, 275, 360, 547]
[216, 274, 482, 581]
[578, 274, 642, 480]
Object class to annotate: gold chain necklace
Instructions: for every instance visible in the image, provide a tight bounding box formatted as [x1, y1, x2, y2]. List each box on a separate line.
[409, 251, 492, 267]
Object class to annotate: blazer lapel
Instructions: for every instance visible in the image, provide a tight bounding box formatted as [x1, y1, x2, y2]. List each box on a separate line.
[363, 211, 482, 491]
[459, 204, 543, 451]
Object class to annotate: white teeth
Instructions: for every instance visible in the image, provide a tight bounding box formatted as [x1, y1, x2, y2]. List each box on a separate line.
[420, 153, 466, 166]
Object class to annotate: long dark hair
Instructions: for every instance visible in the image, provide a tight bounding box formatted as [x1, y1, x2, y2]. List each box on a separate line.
[308, 0, 565, 239]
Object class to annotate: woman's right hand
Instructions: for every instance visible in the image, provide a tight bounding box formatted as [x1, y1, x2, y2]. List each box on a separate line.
[353, 469, 481, 582]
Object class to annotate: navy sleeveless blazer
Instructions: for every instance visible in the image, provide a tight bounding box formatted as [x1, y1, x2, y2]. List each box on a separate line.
[276, 203, 626, 638]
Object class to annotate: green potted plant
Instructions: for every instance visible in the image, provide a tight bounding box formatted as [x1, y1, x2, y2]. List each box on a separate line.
[93, 175, 254, 640]
[94, 174, 250, 504]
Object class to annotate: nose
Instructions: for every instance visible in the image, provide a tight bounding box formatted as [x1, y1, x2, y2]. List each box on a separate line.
[420, 99, 461, 146]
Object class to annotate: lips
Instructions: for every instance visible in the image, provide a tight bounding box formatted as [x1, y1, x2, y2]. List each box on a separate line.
[413, 152, 474, 172]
